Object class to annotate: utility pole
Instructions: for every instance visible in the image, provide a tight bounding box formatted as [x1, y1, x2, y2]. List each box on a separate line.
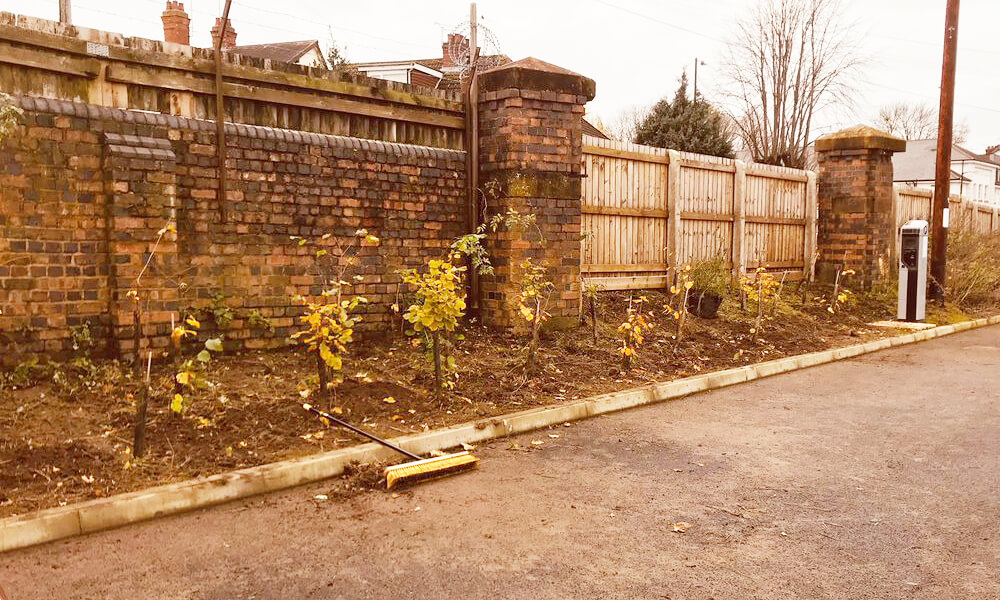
[930, 0, 960, 304]
[58, 0, 72, 24]
[214, 0, 234, 222]
[693, 58, 705, 100]
[466, 2, 481, 314]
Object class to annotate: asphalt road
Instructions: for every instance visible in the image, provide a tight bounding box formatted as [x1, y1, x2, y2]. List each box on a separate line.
[3, 326, 1000, 599]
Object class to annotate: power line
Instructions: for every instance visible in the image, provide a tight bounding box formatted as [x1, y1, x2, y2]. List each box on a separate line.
[868, 81, 1000, 115]
[589, 0, 724, 43]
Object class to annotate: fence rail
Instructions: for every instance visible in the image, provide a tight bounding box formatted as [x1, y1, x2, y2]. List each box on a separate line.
[581, 136, 817, 290]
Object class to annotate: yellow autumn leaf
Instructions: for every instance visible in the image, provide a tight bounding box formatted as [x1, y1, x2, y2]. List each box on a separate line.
[382, 396, 396, 404]
[170, 394, 184, 413]
[176, 371, 191, 385]
[185, 315, 200, 329]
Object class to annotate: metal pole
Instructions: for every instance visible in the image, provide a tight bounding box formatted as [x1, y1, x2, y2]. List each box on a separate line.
[58, 0, 72, 24]
[693, 58, 697, 100]
[214, 0, 234, 222]
[930, 0, 960, 304]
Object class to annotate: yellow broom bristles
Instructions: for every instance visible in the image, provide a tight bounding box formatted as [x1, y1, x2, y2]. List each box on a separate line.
[384, 451, 479, 490]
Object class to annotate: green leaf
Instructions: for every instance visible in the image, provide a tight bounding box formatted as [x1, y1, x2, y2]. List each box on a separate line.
[197, 350, 211, 363]
[205, 338, 223, 352]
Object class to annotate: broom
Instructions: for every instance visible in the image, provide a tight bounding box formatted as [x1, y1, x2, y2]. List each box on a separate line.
[303, 404, 479, 490]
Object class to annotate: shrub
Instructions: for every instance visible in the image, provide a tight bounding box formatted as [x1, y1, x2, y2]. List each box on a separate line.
[514, 258, 554, 372]
[947, 229, 1000, 306]
[688, 255, 731, 297]
[400, 256, 467, 393]
[290, 229, 379, 399]
[618, 294, 654, 371]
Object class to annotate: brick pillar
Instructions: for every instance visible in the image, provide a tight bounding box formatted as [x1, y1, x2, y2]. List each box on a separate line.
[815, 126, 906, 290]
[477, 57, 596, 329]
[103, 133, 180, 359]
[161, 1, 190, 46]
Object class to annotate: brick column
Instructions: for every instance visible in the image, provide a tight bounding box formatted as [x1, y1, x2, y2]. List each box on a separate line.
[815, 126, 906, 290]
[477, 57, 596, 329]
[104, 133, 180, 358]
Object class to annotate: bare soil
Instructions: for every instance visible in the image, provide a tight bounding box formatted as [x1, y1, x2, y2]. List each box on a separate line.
[0, 287, 992, 518]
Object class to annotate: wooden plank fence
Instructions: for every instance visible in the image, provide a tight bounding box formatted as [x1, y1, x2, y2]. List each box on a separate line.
[894, 184, 1000, 236]
[581, 136, 817, 290]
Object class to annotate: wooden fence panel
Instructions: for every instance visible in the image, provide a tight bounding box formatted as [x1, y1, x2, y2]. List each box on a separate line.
[893, 183, 1000, 237]
[581, 136, 815, 290]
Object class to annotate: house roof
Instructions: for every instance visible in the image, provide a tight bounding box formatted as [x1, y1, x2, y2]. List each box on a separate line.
[234, 40, 325, 67]
[891, 138, 989, 183]
[349, 54, 511, 90]
[582, 118, 608, 139]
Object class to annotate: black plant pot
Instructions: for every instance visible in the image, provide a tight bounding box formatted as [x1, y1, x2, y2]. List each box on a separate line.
[687, 289, 723, 319]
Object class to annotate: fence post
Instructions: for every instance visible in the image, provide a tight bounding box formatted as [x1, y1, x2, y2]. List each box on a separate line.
[666, 149, 681, 278]
[993, 203, 999, 232]
[731, 160, 746, 283]
[804, 170, 818, 281]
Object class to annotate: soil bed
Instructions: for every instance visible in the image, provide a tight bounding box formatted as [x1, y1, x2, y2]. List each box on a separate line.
[0, 288, 991, 518]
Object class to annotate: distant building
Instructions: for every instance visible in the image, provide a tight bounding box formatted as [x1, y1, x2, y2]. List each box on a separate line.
[892, 139, 1000, 206]
[348, 33, 607, 137]
[161, 2, 327, 69]
[349, 33, 508, 90]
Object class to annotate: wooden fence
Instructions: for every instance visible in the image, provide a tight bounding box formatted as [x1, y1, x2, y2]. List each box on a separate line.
[581, 136, 817, 290]
[894, 184, 1000, 236]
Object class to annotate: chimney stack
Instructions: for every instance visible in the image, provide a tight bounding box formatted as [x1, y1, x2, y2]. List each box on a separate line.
[441, 33, 470, 70]
[211, 17, 237, 50]
[161, 1, 190, 45]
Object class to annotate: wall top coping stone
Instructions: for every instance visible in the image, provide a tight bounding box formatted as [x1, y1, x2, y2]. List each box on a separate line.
[815, 125, 906, 153]
[14, 95, 466, 162]
[478, 56, 596, 101]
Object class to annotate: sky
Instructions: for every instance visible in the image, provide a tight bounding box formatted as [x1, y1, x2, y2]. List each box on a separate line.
[3, 0, 999, 152]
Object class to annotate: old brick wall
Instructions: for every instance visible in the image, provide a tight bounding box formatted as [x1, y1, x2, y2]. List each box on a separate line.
[0, 96, 467, 364]
[0, 100, 109, 360]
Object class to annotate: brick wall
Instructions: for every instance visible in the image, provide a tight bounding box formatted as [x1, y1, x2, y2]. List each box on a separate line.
[815, 126, 906, 290]
[476, 58, 596, 329]
[0, 96, 467, 364]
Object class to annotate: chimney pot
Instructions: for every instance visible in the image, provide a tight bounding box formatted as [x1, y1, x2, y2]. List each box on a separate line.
[442, 33, 469, 70]
[211, 17, 238, 50]
[161, 0, 191, 46]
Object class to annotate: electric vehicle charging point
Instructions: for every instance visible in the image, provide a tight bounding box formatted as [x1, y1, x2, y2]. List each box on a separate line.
[898, 219, 929, 322]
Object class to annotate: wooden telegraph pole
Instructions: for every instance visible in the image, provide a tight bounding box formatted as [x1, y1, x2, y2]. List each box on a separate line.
[465, 3, 481, 314]
[58, 0, 72, 24]
[930, 0, 960, 304]
[214, 0, 234, 222]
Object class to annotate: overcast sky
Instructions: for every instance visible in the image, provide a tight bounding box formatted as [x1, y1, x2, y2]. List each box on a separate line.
[3, 0, 999, 152]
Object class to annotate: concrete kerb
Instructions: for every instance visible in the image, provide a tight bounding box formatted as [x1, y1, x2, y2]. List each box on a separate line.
[3, 315, 999, 554]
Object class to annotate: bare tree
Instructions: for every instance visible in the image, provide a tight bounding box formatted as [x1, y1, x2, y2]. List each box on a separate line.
[876, 101, 969, 144]
[877, 102, 969, 144]
[876, 102, 936, 140]
[604, 104, 652, 143]
[725, 0, 860, 168]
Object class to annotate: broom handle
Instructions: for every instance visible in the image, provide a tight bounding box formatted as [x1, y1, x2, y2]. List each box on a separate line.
[304, 405, 422, 461]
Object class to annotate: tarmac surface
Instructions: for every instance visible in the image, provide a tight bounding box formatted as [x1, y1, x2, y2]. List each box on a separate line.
[3, 325, 999, 599]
